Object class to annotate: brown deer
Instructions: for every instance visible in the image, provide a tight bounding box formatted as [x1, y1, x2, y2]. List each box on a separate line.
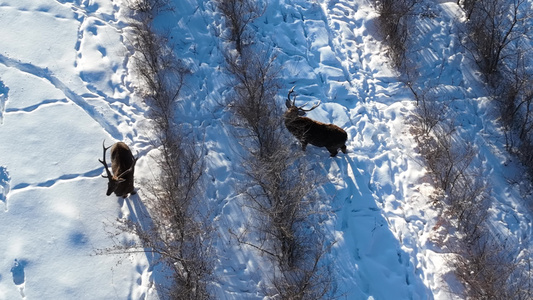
[99, 141, 138, 198]
[284, 87, 348, 157]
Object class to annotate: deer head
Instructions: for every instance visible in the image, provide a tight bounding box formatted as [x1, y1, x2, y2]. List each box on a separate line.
[284, 86, 321, 119]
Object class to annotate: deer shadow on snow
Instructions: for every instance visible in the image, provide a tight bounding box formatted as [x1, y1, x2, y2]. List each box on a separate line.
[317, 149, 434, 299]
[98, 140, 168, 296]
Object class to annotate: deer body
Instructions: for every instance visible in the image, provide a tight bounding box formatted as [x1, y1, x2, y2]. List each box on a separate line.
[284, 87, 348, 157]
[99, 141, 137, 198]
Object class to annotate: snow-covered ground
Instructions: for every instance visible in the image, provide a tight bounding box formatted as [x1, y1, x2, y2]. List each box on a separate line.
[0, 0, 154, 299]
[0, 0, 531, 299]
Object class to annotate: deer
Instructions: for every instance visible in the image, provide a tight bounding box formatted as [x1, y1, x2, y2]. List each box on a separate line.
[99, 140, 138, 198]
[284, 86, 348, 157]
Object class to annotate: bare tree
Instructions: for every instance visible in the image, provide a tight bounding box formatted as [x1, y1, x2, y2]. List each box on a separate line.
[215, 0, 263, 54]
[462, 0, 531, 77]
[373, 0, 418, 69]
[224, 47, 284, 158]
[453, 232, 533, 299]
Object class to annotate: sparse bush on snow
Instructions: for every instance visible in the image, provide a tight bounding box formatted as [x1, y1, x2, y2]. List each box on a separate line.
[108, 1, 216, 298]
[383, 0, 533, 298]
[215, 0, 264, 54]
[220, 11, 336, 297]
[373, 0, 418, 70]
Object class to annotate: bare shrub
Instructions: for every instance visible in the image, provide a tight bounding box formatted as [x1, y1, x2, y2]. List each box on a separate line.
[128, 20, 189, 134]
[244, 153, 316, 264]
[414, 113, 476, 195]
[224, 46, 302, 264]
[461, 0, 533, 178]
[410, 91, 446, 137]
[126, 0, 170, 16]
[215, 0, 263, 54]
[462, 0, 531, 77]
[408, 90, 500, 299]
[112, 1, 215, 298]
[434, 129, 475, 193]
[398, 1, 533, 298]
[239, 132, 336, 299]
[411, 97, 533, 299]
[518, 140, 533, 178]
[224, 48, 283, 158]
[373, 0, 418, 69]
[223, 44, 336, 298]
[458, 0, 476, 19]
[270, 235, 336, 299]
[495, 51, 533, 165]
[137, 132, 213, 300]
[453, 234, 533, 299]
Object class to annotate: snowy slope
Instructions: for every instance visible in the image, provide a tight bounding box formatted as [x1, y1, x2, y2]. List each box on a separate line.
[1, 0, 531, 299]
[0, 0, 156, 299]
[165, 0, 450, 298]
[165, 0, 533, 298]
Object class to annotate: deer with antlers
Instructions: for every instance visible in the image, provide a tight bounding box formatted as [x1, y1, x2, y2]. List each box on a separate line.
[99, 141, 138, 198]
[284, 87, 348, 157]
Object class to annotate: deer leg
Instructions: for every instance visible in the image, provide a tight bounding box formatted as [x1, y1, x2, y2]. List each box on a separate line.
[341, 145, 347, 154]
[328, 147, 339, 157]
[301, 141, 308, 151]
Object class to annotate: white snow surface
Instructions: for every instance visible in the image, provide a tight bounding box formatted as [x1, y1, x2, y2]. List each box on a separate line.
[0, 0, 531, 299]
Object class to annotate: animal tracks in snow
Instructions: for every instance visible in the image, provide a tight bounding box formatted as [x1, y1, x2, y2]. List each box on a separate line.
[0, 0, 140, 142]
[273, 2, 435, 296]
[5, 98, 69, 114]
[0, 1, 153, 298]
[0, 53, 125, 140]
[0, 166, 10, 211]
[0, 80, 8, 125]
[11, 259, 26, 299]
[10, 167, 103, 194]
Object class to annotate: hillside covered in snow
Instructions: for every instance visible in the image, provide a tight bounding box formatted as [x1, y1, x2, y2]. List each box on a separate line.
[0, 0, 532, 299]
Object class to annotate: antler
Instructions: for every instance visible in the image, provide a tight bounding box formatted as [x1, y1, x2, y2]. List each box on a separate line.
[299, 100, 321, 112]
[286, 86, 321, 112]
[286, 86, 296, 108]
[98, 140, 113, 178]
